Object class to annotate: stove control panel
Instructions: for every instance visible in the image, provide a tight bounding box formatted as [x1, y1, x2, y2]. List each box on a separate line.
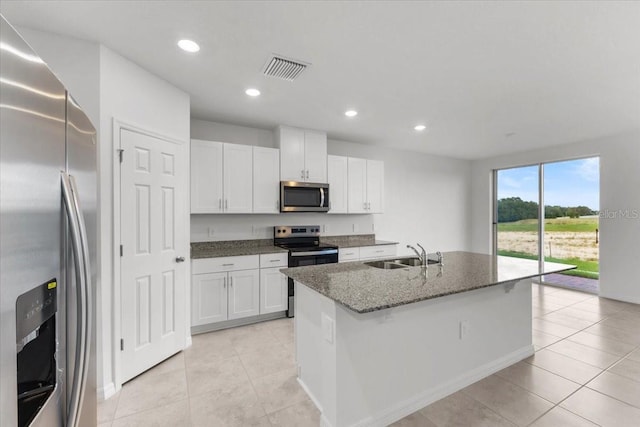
[274, 225, 321, 238]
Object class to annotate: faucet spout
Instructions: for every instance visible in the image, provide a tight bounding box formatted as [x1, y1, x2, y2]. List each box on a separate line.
[407, 244, 427, 267]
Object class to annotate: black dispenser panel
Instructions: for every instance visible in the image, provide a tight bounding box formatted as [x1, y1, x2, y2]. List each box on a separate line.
[16, 279, 58, 427]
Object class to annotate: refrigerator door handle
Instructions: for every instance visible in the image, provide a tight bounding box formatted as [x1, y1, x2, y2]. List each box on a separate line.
[61, 172, 92, 427]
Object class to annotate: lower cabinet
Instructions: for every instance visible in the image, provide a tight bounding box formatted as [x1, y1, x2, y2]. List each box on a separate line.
[191, 253, 288, 328]
[192, 272, 228, 326]
[260, 267, 288, 314]
[228, 269, 260, 320]
[338, 244, 397, 263]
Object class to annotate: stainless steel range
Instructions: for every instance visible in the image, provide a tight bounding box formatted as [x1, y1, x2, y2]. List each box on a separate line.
[274, 226, 338, 317]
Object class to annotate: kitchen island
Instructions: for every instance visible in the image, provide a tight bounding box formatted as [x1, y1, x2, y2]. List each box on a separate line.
[280, 251, 573, 427]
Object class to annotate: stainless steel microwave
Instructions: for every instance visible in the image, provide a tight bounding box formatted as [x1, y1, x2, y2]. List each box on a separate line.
[280, 181, 330, 212]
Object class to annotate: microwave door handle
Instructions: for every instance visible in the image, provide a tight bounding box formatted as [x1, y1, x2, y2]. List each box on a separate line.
[320, 187, 325, 208]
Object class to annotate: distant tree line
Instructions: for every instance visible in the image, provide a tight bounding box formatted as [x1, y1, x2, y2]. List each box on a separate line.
[497, 197, 598, 222]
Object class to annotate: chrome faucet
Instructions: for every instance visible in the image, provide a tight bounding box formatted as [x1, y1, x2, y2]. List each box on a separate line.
[407, 243, 427, 267]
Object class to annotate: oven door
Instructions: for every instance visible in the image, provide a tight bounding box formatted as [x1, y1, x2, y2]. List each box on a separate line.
[280, 181, 330, 212]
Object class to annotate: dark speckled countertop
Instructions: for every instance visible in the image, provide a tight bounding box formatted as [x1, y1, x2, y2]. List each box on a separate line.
[280, 251, 574, 313]
[320, 234, 398, 248]
[191, 240, 288, 258]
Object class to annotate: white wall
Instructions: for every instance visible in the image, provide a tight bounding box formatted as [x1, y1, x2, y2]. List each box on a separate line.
[190, 120, 472, 257]
[470, 130, 640, 303]
[99, 46, 190, 396]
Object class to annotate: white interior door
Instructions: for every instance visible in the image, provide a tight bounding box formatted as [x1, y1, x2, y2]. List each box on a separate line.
[120, 128, 187, 382]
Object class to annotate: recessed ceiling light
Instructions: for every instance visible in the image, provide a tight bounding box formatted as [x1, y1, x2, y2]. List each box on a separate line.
[177, 39, 200, 53]
[414, 124, 427, 131]
[245, 88, 261, 97]
[345, 110, 358, 117]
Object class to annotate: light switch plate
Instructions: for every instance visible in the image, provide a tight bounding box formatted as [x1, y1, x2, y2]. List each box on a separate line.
[321, 313, 334, 344]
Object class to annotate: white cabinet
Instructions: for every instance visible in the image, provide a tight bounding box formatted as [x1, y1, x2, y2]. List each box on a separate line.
[224, 143, 253, 213]
[359, 244, 397, 260]
[277, 126, 327, 182]
[253, 147, 280, 213]
[259, 253, 288, 314]
[191, 255, 259, 326]
[260, 267, 288, 314]
[191, 272, 228, 325]
[347, 158, 384, 214]
[191, 139, 223, 213]
[228, 269, 260, 320]
[328, 155, 348, 214]
[190, 140, 253, 214]
[338, 245, 397, 262]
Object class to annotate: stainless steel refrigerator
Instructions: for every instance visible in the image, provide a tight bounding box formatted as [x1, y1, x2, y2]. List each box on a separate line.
[1, 15, 97, 427]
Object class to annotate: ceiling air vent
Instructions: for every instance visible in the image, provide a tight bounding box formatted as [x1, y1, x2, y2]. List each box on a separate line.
[262, 54, 309, 81]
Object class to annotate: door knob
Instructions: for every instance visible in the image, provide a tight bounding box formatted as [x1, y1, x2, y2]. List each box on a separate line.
[175, 256, 185, 263]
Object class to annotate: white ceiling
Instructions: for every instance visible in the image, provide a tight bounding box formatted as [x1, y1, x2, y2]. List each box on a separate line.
[2, 1, 639, 159]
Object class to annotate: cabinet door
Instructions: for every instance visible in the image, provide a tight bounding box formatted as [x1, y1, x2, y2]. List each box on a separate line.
[223, 143, 253, 213]
[304, 130, 327, 182]
[253, 147, 280, 213]
[328, 155, 348, 213]
[278, 127, 306, 181]
[190, 140, 223, 213]
[347, 157, 367, 213]
[191, 272, 227, 326]
[260, 267, 288, 314]
[366, 160, 384, 213]
[228, 269, 260, 320]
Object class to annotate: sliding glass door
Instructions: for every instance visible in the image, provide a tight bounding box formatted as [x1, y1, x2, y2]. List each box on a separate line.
[494, 157, 600, 292]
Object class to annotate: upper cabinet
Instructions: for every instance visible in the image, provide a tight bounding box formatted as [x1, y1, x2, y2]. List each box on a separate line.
[328, 155, 348, 214]
[190, 139, 253, 214]
[346, 157, 384, 214]
[277, 126, 327, 183]
[253, 146, 280, 213]
[191, 139, 223, 213]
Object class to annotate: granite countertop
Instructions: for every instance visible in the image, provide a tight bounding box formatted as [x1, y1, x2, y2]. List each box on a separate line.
[191, 240, 288, 259]
[280, 251, 574, 313]
[320, 234, 398, 248]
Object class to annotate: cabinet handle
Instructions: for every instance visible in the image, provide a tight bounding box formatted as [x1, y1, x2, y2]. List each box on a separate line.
[276, 200, 279, 210]
[306, 170, 309, 179]
[222, 263, 234, 267]
[230, 277, 233, 287]
[301, 169, 305, 179]
[363, 202, 367, 210]
[270, 259, 280, 262]
[368, 202, 371, 210]
[223, 277, 226, 288]
[375, 250, 384, 253]
[219, 199, 222, 210]
[225, 199, 228, 210]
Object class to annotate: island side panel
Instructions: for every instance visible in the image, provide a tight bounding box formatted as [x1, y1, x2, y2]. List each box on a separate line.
[334, 280, 533, 427]
[295, 281, 338, 424]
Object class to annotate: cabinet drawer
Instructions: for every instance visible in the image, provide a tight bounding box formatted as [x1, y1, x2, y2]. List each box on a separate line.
[260, 252, 288, 268]
[338, 248, 360, 262]
[359, 245, 397, 260]
[192, 255, 259, 274]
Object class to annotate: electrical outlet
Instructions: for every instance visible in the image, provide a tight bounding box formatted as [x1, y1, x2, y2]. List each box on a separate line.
[459, 320, 470, 340]
[323, 224, 329, 233]
[208, 227, 215, 238]
[352, 223, 359, 233]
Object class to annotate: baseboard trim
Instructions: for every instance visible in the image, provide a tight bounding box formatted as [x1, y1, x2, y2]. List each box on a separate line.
[98, 382, 116, 401]
[317, 345, 534, 427]
[191, 311, 287, 335]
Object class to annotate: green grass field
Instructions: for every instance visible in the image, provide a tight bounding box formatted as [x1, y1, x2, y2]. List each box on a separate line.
[497, 216, 599, 232]
[497, 217, 599, 279]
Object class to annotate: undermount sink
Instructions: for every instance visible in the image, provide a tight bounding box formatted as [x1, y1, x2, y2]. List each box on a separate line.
[364, 260, 409, 270]
[365, 256, 439, 269]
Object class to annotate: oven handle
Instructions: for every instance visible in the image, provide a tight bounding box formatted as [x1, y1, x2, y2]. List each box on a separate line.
[290, 249, 338, 257]
[320, 187, 325, 208]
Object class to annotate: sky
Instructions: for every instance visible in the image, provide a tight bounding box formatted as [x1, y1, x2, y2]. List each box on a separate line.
[497, 157, 600, 210]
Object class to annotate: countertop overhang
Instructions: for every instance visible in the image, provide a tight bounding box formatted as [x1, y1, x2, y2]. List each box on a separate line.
[280, 251, 575, 313]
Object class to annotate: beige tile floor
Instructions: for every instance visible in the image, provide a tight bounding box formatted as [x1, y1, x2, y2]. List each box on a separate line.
[99, 284, 640, 426]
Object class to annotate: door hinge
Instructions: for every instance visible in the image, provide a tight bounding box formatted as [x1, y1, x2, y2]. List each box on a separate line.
[120, 339, 124, 351]
[117, 149, 124, 163]
[120, 245, 123, 257]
